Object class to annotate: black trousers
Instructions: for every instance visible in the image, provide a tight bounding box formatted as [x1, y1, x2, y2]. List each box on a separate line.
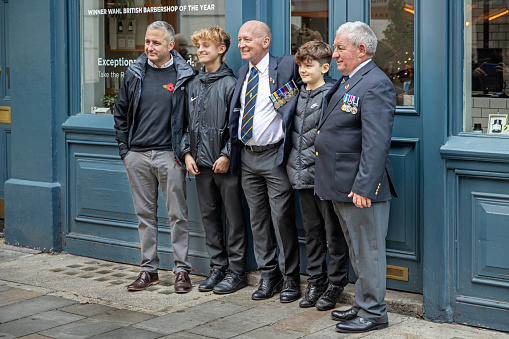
[195, 167, 247, 274]
[298, 189, 348, 286]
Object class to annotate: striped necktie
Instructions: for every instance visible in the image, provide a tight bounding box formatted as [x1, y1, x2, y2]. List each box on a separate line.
[341, 75, 350, 84]
[241, 67, 259, 144]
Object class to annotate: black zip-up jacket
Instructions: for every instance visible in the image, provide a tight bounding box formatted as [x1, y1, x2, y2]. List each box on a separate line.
[181, 63, 236, 168]
[113, 50, 196, 162]
[286, 81, 334, 189]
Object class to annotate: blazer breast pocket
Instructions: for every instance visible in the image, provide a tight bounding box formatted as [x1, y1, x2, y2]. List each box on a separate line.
[334, 109, 359, 128]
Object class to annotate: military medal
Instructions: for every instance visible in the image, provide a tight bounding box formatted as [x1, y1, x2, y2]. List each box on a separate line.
[270, 80, 299, 109]
[342, 94, 349, 112]
[351, 96, 359, 114]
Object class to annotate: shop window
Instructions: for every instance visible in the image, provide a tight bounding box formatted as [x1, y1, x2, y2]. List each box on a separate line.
[81, 0, 225, 115]
[465, 0, 509, 135]
[370, 0, 415, 107]
[290, 0, 329, 54]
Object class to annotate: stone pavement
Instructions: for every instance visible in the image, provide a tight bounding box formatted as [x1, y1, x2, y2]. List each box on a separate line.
[0, 241, 508, 339]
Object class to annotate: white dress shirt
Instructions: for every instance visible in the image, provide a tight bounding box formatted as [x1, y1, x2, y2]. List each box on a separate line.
[147, 55, 174, 69]
[238, 53, 284, 146]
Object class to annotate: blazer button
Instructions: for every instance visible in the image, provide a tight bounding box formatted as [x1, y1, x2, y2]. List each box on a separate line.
[317, 130, 320, 134]
[315, 152, 318, 156]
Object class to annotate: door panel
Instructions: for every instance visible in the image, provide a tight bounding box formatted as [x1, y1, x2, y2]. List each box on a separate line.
[0, 0, 11, 221]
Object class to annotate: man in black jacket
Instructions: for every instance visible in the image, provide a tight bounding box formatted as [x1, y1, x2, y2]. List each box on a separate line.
[113, 21, 196, 294]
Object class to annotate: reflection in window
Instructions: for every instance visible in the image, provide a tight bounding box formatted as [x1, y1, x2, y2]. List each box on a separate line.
[81, 0, 224, 114]
[290, 0, 329, 54]
[465, 1, 509, 134]
[370, 0, 415, 107]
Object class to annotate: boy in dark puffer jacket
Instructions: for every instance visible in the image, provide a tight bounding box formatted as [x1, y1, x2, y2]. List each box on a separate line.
[182, 27, 248, 294]
[286, 41, 349, 311]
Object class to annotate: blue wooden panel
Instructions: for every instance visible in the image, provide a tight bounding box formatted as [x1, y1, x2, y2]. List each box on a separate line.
[387, 139, 419, 260]
[454, 171, 509, 331]
[65, 135, 213, 272]
[0, 128, 10, 199]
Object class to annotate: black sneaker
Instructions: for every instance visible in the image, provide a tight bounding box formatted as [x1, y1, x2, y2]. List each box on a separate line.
[213, 271, 248, 294]
[198, 268, 226, 292]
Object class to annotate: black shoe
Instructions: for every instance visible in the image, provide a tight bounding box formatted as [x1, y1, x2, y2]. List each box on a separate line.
[335, 316, 388, 333]
[280, 279, 301, 303]
[299, 283, 328, 308]
[198, 268, 226, 292]
[213, 271, 248, 294]
[331, 307, 358, 321]
[252, 276, 284, 300]
[315, 283, 344, 311]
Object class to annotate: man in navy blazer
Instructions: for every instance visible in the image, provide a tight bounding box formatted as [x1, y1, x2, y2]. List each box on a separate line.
[229, 20, 301, 303]
[314, 22, 397, 333]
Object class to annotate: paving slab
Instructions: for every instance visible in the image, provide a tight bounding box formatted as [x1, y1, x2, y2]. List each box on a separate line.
[235, 325, 306, 339]
[0, 295, 77, 323]
[0, 310, 84, 337]
[360, 317, 509, 339]
[159, 332, 211, 339]
[58, 304, 117, 317]
[87, 309, 156, 325]
[0, 287, 44, 307]
[87, 326, 162, 339]
[17, 334, 54, 339]
[0, 253, 221, 315]
[38, 319, 123, 339]
[133, 300, 247, 335]
[188, 303, 306, 338]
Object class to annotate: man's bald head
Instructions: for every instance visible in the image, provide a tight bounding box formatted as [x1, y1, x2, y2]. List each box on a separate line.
[238, 20, 272, 65]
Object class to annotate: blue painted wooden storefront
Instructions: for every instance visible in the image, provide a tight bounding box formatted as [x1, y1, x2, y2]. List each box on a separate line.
[3, 0, 509, 332]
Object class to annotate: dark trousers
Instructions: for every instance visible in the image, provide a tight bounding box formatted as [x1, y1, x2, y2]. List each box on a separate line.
[241, 147, 300, 281]
[298, 189, 349, 287]
[195, 167, 247, 274]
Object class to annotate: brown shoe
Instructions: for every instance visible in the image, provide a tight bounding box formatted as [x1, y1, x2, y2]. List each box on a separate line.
[127, 271, 159, 291]
[174, 271, 192, 293]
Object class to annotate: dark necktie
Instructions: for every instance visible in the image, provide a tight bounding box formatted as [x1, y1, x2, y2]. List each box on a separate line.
[241, 67, 259, 145]
[341, 75, 350, 84]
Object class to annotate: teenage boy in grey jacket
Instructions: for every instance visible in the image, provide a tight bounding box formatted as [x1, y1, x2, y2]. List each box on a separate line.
[286, 41, 349, 311]
[182, 27, 248, 294]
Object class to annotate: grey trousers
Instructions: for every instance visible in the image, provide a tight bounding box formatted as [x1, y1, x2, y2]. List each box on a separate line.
[195, 167, 247, 274]
[332, 200, 391, 324]
[298, 189, 348, 287]
[123, 150, 191, 274]
[241, 146, 300, 281]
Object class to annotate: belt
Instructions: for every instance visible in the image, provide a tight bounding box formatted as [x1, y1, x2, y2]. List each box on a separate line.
[243, 139, 283, 153]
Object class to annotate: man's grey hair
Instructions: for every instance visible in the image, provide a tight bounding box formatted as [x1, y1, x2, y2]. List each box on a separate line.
[336, 21, 377, 56]
[147, 21, 175, 43]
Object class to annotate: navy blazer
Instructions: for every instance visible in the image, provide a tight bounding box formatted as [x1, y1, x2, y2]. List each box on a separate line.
[314, 59, 397, 202]
[229, 54, 301, 175]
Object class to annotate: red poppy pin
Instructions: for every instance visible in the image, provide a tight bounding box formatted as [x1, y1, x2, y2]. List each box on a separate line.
[163, 83, 174, 92]
[345, 84, 349, 89]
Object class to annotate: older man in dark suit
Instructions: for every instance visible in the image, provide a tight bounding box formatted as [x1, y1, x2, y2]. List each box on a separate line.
[229, 20, 301, 303]
[314, 21, 397, 333]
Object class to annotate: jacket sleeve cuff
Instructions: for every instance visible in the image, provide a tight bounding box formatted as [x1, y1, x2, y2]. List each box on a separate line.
[118, 142, 129, 158]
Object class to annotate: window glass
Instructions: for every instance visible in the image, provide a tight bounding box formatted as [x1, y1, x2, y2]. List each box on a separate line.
[290, 0, 329, 54]
[81, 0, 225, 114]
[465, 0, 509, 134]
[370, 0, 415, 107]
